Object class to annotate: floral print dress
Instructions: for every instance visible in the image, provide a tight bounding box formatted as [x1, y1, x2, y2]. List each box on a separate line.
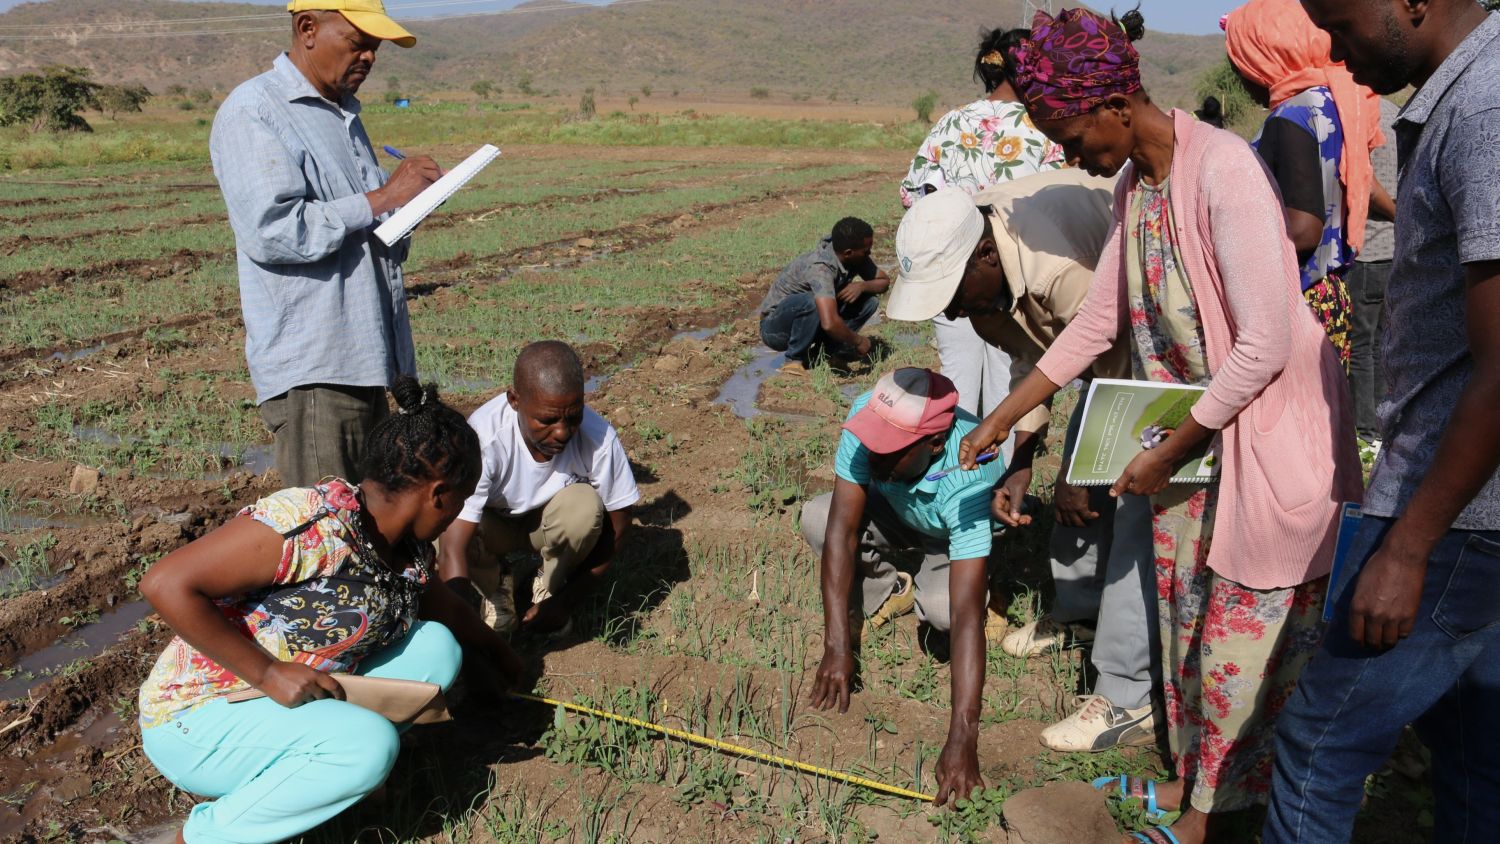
[899, 99, 1063, 207]
[1126, 180, 1325, 814]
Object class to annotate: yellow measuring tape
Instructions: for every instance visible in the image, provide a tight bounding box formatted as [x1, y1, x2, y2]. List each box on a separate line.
[511, 692, 936, 803]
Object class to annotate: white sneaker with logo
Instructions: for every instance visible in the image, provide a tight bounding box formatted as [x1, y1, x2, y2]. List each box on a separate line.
[1040, 694, 1156, 752]
[1001, 615, 1096, 658]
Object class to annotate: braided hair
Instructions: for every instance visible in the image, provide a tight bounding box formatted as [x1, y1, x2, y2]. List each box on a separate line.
[360, 375, 482, 493]
[973, 28, 1031, 94]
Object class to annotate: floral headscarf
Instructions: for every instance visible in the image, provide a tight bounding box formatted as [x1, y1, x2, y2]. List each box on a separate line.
[1012, 8, 1142, 121]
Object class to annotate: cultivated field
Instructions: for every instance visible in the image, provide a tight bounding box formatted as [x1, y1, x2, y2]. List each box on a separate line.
[0, 103, 1428, 843]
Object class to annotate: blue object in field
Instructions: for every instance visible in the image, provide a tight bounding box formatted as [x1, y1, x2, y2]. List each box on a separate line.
[394, 98, 410, 108]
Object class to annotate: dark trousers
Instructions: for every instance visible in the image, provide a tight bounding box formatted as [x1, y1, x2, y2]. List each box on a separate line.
[259, 384, 388, 487]
[1346, 259, 1390, 440]
[758, 293, 878, 364]
[1263, 517, 1500, 844]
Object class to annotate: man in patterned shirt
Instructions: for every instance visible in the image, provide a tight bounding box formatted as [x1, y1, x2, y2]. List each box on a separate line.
[1267, 1, 1500, 840]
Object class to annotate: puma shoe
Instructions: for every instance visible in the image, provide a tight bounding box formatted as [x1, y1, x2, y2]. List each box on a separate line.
[1040, 694, 1156, 752]
[862, 571, 915, 636]
[1002, 615, 1095, 658]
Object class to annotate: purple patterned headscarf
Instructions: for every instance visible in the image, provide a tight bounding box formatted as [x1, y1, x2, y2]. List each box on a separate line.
[1013, 8, 1142, 121]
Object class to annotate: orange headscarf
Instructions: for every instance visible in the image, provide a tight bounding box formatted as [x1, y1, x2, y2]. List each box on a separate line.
[1224, 0, 1383, 254]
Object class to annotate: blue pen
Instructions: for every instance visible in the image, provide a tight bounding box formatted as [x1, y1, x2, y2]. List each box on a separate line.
[382, 145, 405, 160]
[925, 450, 999, 482]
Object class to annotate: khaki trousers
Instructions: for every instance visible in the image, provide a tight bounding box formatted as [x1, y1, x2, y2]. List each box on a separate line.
[467, 483, 606, 609]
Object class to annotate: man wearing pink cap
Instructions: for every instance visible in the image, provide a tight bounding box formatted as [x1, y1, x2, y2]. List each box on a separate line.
[799, 367, 1008, 805]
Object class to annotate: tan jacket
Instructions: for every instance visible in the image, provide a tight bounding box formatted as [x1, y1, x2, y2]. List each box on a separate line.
[968, 168, 1129, 434]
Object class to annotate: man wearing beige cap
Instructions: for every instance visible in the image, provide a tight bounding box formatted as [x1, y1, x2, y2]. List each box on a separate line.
[211, 0, 442, 487]
[800, 367, 1009, 806]
[889, 173, 1162, 754]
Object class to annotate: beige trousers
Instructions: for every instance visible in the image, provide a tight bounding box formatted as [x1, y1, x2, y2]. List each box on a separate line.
[467, 482, 606, 610]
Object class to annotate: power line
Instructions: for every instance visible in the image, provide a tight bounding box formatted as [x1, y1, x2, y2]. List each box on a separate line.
[0, 0, 647, 35]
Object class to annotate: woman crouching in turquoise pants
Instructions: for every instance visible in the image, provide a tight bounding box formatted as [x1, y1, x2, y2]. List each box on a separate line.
[137, 376, 524, 844]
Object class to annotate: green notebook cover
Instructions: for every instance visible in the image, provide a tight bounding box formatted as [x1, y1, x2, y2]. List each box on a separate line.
[1065, 378, 1220, 487]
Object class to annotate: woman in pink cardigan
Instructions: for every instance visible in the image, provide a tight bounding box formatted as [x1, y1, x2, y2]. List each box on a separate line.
[959, 9, 1362, 844]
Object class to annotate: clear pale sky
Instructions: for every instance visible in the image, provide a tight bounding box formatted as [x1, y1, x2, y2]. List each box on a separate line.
[0, 0, 1241, 36]
[1137, 0, 1242, 35]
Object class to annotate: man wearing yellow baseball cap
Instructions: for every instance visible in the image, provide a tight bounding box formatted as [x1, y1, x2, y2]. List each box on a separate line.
[288, 0, 416, 49]
[209, 0, 443, 490]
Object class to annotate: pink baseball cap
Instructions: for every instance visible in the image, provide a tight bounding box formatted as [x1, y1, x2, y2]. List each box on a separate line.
[843, 368, 959, 454]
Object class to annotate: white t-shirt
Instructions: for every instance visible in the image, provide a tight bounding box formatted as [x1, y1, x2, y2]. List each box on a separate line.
[458, 394, 641, 523]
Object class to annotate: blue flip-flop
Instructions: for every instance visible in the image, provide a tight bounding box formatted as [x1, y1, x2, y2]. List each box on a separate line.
[1091, 774, 1168, 822]
[1131, 825, 1181, 844]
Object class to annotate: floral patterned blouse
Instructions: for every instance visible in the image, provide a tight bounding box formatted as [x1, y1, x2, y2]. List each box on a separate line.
[1125, 179, 1210, 387]
[138, 480, 431, 728]
[900, 99, 1064, 208]
[1251, 86, 1351, 291]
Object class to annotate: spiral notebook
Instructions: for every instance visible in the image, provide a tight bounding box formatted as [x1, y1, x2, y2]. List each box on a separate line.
[374, 143, 501, 246]
[1065, 378, 1220, 486]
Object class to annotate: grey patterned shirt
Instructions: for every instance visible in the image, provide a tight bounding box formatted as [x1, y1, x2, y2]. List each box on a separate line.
[1364, 13, 1500, 528]
[757, 236, 877, 316]
[210, 53, 414, 404]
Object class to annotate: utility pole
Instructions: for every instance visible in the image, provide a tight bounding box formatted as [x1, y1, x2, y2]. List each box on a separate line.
[1019, 0, 1053, 27]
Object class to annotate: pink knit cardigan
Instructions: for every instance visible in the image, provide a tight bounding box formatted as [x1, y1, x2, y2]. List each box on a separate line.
[1036, 110, 1363, 589]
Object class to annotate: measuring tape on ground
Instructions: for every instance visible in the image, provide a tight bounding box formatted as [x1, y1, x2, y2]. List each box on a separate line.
[510, 692, 936, 802]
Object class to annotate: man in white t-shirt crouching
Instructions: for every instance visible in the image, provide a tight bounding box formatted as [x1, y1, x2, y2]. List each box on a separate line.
[437, 341, 640, 635]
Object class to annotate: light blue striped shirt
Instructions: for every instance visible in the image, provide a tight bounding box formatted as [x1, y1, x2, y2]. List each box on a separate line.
[835, 393, 1005, 561]
[210, 53, 415, 404]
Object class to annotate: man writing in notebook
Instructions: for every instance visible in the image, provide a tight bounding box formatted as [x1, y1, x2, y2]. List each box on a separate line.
[885, 177, 1162, 755]
[211, 0, 442, 486]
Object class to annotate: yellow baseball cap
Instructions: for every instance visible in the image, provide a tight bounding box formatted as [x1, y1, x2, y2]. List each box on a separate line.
[287, 0, 416, 48]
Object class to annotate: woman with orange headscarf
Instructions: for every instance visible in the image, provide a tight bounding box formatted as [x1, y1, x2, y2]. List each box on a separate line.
[1224, 0, 1384, 370]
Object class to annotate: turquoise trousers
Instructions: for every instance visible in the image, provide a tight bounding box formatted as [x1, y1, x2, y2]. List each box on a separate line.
[141, 621, 463, 844]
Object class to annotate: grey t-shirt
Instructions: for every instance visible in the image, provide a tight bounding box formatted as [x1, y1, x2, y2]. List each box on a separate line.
[1364, 13, 1500, 528]
[758, 236, 877, 316]
[1358, 97, 1401, 264]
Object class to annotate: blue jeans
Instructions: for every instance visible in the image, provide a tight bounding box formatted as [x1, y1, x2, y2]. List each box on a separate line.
[1263, 517, 1500, 844]
[758, 292, 878, 364]
[141, 621, 463, 844]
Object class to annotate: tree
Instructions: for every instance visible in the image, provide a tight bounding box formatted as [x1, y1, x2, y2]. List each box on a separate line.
[749, 86, 770, 99]
[98, 84, 152, 120]
[640, 84, 652, 98]
[913, 90, 939, 124]
[0, 66, 102, 132]
[628, 95, 639, 110]
[579, 88, 596, 117]
[471, 80, 493, 100]
[516, 74, 535, 96]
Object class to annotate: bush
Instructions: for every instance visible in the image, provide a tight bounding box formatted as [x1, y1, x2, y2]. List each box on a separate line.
[749, 86, 770, 99]
[1194, 59, 1259, 132]
[913, 90, 939, 124]
[640, 85, 652, 98]
[579, 88, 597, 118]
[471, 80, 493, 100]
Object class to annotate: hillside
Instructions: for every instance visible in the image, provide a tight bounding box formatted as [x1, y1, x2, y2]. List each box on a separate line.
[0, 0, 1224, 110]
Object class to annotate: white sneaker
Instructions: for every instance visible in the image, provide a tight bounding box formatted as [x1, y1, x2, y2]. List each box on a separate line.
[1040, 694, 1156, 752]
[532, 570, 553, 605]
[1001, 615, 1095, 658]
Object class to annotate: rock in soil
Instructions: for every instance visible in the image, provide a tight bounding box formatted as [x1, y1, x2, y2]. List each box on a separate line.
[1003, 780, 1119, 844]
[69, 465, 100, 495]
